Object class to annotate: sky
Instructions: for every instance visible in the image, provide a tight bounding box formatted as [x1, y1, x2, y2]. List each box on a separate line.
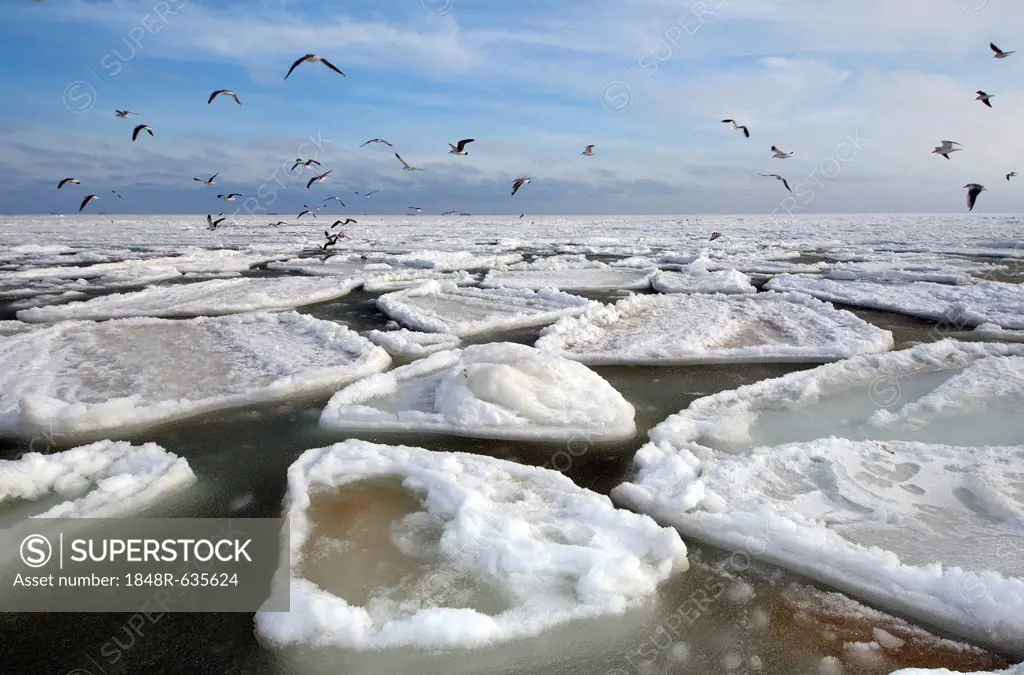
[2, 0, 1024, 215]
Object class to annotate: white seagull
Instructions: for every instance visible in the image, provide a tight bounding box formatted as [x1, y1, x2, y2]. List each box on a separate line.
[964, 183, 986, 211]
[291, 158, 321, 172]
[79, 194, 98, 212]
[582, 144, 595, 156]
[990, 42, 1015, 59]
[355, 189, 379, 198]
[297, 209, 316, 219]
[132, 124, 153, 142]
[193, 172, 219, 184]
[709, 231, 723, 241]
[449, 138, 475, 155]
[511, 177, 532, 197]
[976, 91, 994, 108]
[207, 214, 227, 229]
[395, 153, 421, 171]
[760, 173, 792, 193]
[932, 140, 962, 160]
[407, 206, 423, 213]
[323, 196, 346, 207]
[722, 119, 750, 138]
[306, 169, 333, 189]
[217, 193, 242, 201]
[361, 138, 392, 147]
[111, 190, 122, 199]
[284, 54, 346, 80]
[114, 109, 137, 118]
[1007, 172, 1017, 181]
[57, 177, 80, 189]
[771, 145, 793, 159]
[331, 218, 357, 228]
[208, 89, 241, 105]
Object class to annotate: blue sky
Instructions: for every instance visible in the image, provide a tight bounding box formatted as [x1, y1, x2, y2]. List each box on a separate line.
[2, 0, 1024, 215]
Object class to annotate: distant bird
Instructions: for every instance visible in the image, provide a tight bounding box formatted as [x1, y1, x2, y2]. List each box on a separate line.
[323, 196, 346, 207]
[582, 144, 595, 156]
[268, 221, 287, 226]
[208, 89, 241, 105]
[217, 193, 242, 201]
[110, 190, 122, 199]
[330, 218, 357, 228]
[361, 138, 392, 147]
[990, 42, 1015, 59]
[207, 214, 226, 230]
[306, 169, 333, 189]
[291, 158, 321, 172]
[771, 145, 793, 159]
[284, 54, 346, 80]
[964, 183, 986, 211]
[1007, 172, 1017, 181]
[193, 172, 219, 184]
[760, 173, 792, 193]
[114, 110, 137, 118]
[709, 231, 723, 241]
[976, 91, 993, 108]
[511, 177, 532, 196]
[441, 211, 457, 215]
[519, 213, 525, 218]
[722, 119, 750, 137]
[297, 210, 316, 219]
[395, 153, 422, 171]
[132, 124, 153, 142]
[407, 206, 423, 213]
[57, 177, 80, 189]
[356, 189, 379, 197]
[79, 194, 98, 212]
[931, 140, 962, 160]
[449, 138, 475, 155]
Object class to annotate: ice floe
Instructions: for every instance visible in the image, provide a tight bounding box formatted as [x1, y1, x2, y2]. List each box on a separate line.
[363, 251, 522, 272]
[16, 275, 362, 322]
[481, 256, 657, 291]
[319, 342, 636, 442]
[365, 328, 461, 358]
[535, 292, 893, 365]
[650, 257, 755, 295]
[0, 312, 391, 441]
[363, 270, 477, 293]
[376, 281, 595, 337]
[766, 275, 1024, 330]
[254, 439, 687, 649]
[613, 339, 1024, 652]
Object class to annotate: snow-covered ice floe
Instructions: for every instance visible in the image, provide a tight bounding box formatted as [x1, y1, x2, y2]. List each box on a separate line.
[824, 261, 974, 285]
[254, 439, 687, 649]
[16, 275, 362, 322]
[535, 291, 893, 365]
[363, 270, 477, 293]
[650, 263, 755, 295]
[766, 275, 1024, 330]
[363, 250, 522, 272]
[365, 328, 461, 358]
[480, 256, 657, 291]
[0, 312, 391, 441]
[319, 342, 635, 442]
[376, 281, 595, 337]
[613, 339, 1024, 653]
[0, 441, 195, 518]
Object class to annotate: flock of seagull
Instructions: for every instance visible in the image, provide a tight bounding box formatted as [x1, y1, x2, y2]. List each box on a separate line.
[55, 41, 1015, 239]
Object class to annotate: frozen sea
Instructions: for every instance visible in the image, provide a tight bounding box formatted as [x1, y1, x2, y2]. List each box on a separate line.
[1, 213, 1023, 675]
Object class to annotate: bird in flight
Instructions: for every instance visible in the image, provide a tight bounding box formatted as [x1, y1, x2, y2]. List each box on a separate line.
[297, 209, 316, 219]
[307, 169, 333, 189]
[361, 138, 392, 147]
[132, 124, 153, 142]
[709, 231, 723, 241]
[330, 218, 357, 228]
[964, 183, 986, 211]
[511, 177, 532, 197]
[722, 119, 750, 137]
[291, 158, 321, 172]
[1007, 172, 1017, 181]
[448, 138, 475, 155]
[217, 193, 242, 201]
[976, 91, 994, 108]
[268, 221, 287, 227]
[771, 145, 793, 159]
[582, 144, 594, 156]
[441, 211, 457, 215]
[407, 206, 423, 213]
[284, 54, 346, 80]
[395, 153, 422, 171]
[79, 194, 98, 212]
[519, 213, 525, 219]
[990, 42, 1015, 59]
[111, 190, 122, 199]
[760, 173, 792, 193]
[931, 140, 962, 160]
[115, 110, 137, 118]
[207, 214, 227, 230]
[193, 172, 219, 185]
[355, 189, 380, 197]
[208, 89, 241, 105]
[57, 177, 80, 189]
[323, 196, 346, 207]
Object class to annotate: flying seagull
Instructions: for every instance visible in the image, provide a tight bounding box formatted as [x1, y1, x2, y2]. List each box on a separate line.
[1007, 172, 1017, 181]
[193, 172, 219, 184]
[441, 211, 457, 215]
[361, 138, 392, 147]
[114, 110, 137, 118]
[208, 89, 241, 105]
[57, 177, 80, 189]
[79, 194, 98, 212]
[511, 177, 532, 197]
[722, 119, 750, 138]
[291, 158, 321, 172]
[307, 169, 333, 189]
[771, 145, 793, 159]
[111, 190, 122, 199]
[582, 144, 595, 156]
[760, 173, 792, 193]
[976, 91, 993, 108]
[519, 213, 525, 219]
[407, 206, 423, 213]
[709, 231, 723, 241]
[449, 138, 475, 155]
[395, 153, 422, 171]
[932, 140, 962, 160]
[284, 54, 346, 80]
[323, 196, 346, 207]
[990, 42, 1015, 59]
[132, 124, 153, 142]
[330, 218, 357, 228]
[207, 214, 227, 230]
[217, 193, 242, 201]
[297, 209, 316, 219]
[355, 189, 379, 197]
[964, 183, 986, 211]
[268, 221, 287, 226]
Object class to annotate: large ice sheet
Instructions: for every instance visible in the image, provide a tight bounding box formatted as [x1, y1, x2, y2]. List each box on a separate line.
[651, 257, 755, 295]
[0, 312, 391, 441]
[481, 256, 656, 291]
[254, 439, 688, 649]
[0, 441, 195, 518]
[376, 281, 595, 337]
[16, 276, 362, 322]
[319, 342, 636, 442]
[766, 275, 1024, 330]
[535, 291, 893, 365]
[365, 328, 461, 358]
[364, 270, 477, 293]
[363, 251, 522, 272]
[613, 340, 1024, 653]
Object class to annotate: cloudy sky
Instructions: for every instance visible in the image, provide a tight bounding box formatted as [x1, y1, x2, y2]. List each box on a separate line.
[2, 0, 1023, 215]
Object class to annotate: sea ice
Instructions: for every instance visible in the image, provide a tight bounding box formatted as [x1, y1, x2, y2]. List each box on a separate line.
[363, 270, 477, 293]
[0, 311, 391, 441]
[650, 264, 755, 295]
[535, 291, 893, 365]
[481, 256, 657, 291]
[365, 328, 461, 358]
[319, 342, 636, 442]
[254, 439, 688, 649]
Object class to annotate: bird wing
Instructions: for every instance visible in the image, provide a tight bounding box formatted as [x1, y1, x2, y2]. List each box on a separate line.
[742, 127, 750, 138]
[967, 187, 979, 211]
[457, 138, 474, 151]
[207, 90, 222, 104]
[781, 178, 792, 192]
[230, 92, 240, 104]
[306, 176, 317, 189]
[395, 153, 410, 168]
[79, 195, 95, 211]
[984, 99, 993, 107]
[132, 125, 145, 141]
[284, 54, 312, 80]
[991, 42, 1002, 54]
[771, 146, 779, 152]
[58, 178, 73, 189]
[210, 173, 219, 181]
[319, 57, 346, 76]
